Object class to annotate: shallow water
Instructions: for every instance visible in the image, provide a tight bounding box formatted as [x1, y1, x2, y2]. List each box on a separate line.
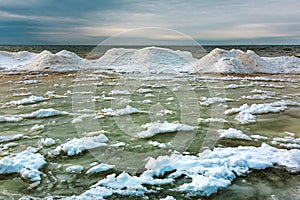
[0, 71, 299, 199]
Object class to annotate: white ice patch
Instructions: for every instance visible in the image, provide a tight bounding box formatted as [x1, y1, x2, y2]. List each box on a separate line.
[102, 105, 140, 116]
[0, 116, 23, 123]
[41, 138, 56, 147]
[136, 88, 152, 93]
[218, 128, 252, 140]
[272, 136, 300, 149]
[54, 134, 109, 156]
[0, 134, 23, 143]
[66, 165, 84, 174]
[225, 100, 299, 124]
[137, 122, 195, 138]
[86, 163, 115, 174]
[9, 95, 48, 106]
[70, 143, 300, 199]
[198, 118, 228, 123]
[30, 124, 45, 132]
[19, 108, 68, 118]
[199, 97, 234, 106]
[0, 147, 46, 182]
[148, 141, 167, 148]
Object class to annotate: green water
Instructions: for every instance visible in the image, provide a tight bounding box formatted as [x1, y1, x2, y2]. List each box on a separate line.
[0, 71, 299, 199]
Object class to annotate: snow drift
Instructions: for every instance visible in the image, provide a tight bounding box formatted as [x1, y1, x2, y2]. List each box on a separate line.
[0, 47, 300, 74]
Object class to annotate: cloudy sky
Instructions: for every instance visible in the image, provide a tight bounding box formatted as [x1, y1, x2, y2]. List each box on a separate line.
[0, 0, 299, 45]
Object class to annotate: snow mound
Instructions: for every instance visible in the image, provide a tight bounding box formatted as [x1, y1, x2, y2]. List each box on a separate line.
[196, 48, 300, 74]
[137, 122, 195, 138]
[1, 47, 300, 74]
[0, 50, 86, 72]
[96, 46, 196, 73]
[0, 147, 46, 182]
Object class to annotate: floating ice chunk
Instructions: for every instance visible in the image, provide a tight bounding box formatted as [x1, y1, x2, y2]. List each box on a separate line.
[0, 134, 23, 143]
[136, 88, 152, 93]
[45, 91, 68, 98]
[0, 147, 46, 182]
[198, 118, 228, 123]
[225, 83, 254, 89]
[0, 116, 23, 123]
[67, 186, 113, 200]
[102, 105, 140, 116]
[66, 165, 84, 174]
[160, 196, 176, 200]
[86, 163, 115, 174]
[137, 122, 195, 138]
[55, 134, 109, 156]
[225, 100, 299, 124]
[17, 80, 40, 85]
[41, 138, 56, 147]
[109, 90, 130, 95]
[218, 128, 252, 140]
[241, 94, 274, 100]
[148, 141, 167, 148]
[200, 97, 233, 106]
[250, 135, 268, 140]
[30, 124, 44, 132]
[20, 108, 68, 118]
[145, 93, 155, 98]
[9, 95, 48, 106]
[12, 92, 33, 97]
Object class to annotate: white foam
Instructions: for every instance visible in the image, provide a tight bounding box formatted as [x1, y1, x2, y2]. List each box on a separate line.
[137, 122, 195, 138]
[0, 147, 46, 182]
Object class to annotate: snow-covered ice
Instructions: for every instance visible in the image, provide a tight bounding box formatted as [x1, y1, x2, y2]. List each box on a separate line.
[19, 108, 68, 118]
[102, 105, 140, 116]
[86, 163, 115, 174]
[0, 116, 23, 123]
[54, 134, 109, 156]
[218, 128, 252, 140]
[66, 165, 84, 174]
[137, 122, 195, 138]
[225, 100, 299, 124]
[9, 95, 48, 106]
[0, 147, 46, 182]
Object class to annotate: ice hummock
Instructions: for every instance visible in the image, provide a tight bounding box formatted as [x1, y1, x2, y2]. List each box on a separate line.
[0, 147, 46, 182]
[1, 47, 299, 74]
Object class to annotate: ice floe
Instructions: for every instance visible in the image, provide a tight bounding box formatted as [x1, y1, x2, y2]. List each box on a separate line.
[54, 134, 109, 156]
[102, 105, 140, 116]
[0, 116, 23, 123]
[86, 163, 115, 174]
[225, 100, 299, 124]
[9, 95, 48, 106]
[19, 108, 68, 118]
[199, 97, 234, 106]
[66, 165, 84, 174]
[69, 143, 300, 198]
[137, 122, 195, 138]
[0, 147, 46, 182]
[41, 138, 56, 147]
[0, 134, 23, 143]
[218, 128, 252, 140]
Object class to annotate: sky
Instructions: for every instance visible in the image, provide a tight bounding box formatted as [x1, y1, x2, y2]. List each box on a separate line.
[0, 0, 299, 45]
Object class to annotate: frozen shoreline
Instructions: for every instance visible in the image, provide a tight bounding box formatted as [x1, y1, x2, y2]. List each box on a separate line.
[0, 47, 299, 74]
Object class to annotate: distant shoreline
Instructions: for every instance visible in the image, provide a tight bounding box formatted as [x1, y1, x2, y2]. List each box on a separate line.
[0, 45, 299, 58]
